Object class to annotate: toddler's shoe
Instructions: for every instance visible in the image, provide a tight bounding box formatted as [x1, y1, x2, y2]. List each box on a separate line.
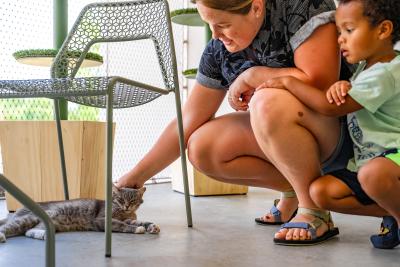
[370, 216, 400, 249]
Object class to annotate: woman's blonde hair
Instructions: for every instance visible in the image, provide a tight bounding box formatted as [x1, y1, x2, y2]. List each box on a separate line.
[191, 0, 253, 14]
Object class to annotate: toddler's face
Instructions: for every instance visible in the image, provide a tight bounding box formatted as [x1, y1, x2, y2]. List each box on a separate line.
[335, 1, 382, 66]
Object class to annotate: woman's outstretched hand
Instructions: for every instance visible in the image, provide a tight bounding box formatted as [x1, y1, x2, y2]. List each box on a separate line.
[114, 173, 145, 189]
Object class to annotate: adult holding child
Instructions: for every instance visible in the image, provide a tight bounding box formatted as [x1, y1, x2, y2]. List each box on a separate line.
[117, 0, 349, 244]
[262, 0, 400, 248]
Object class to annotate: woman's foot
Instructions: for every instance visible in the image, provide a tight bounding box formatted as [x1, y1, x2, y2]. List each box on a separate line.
[256, 196, 298, 224]
[273, 208, 339, 245]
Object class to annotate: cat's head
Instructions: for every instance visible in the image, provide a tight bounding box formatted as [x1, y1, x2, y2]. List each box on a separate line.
[111, 184, 146, 212]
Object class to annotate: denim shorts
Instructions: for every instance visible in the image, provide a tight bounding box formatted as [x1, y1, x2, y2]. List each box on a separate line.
[321, 117, 354, 174]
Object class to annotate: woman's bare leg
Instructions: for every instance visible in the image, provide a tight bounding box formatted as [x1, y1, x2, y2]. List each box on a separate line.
[249, 89, 341, 240]
[116, 84, 227, 189]
[187, 111, 298, 222]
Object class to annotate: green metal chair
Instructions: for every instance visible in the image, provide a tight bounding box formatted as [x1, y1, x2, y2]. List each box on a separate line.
[0, 174, 55, 267]
[0, 0, 192, 263]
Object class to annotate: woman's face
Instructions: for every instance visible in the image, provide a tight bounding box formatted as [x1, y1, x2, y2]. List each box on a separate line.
[197, 1, 263, 53]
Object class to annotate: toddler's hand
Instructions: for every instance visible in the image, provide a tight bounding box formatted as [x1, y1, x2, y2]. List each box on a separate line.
[326, 81, 352, 105]
[260, 76, 290, 91]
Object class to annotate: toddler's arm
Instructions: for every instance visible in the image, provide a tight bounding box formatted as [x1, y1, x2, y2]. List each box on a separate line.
[259, 76, 362, 117]
[326, 81, 352, 106]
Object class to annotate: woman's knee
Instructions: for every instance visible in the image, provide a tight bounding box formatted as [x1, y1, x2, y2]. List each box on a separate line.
[309, 177, 336, 209]
[187, 130, 216, 175]
[249, 90, 299, 135]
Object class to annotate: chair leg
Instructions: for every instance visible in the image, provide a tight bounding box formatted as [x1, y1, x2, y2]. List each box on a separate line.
[174, 91, 193, 227]
[0, 174, 56, 267]
[54, 99, 69, 200]
[105, 92, 113, 257]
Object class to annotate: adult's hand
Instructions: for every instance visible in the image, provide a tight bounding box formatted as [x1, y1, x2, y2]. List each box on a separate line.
[114, 173, 145, 189]
[228, 69, 255, 111]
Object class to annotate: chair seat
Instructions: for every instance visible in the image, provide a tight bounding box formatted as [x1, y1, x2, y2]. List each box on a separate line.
[0, 76, 162, 108]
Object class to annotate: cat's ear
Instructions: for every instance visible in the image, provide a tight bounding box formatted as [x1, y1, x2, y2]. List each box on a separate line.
[112, 183, 121, 194]
[139, 187, 146, 194]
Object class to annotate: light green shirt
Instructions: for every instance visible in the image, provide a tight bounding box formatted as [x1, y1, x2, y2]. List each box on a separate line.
[347, 54, 400, 171]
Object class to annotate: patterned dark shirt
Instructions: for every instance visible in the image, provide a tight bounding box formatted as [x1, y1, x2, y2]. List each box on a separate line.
[197, 0, 336, 90]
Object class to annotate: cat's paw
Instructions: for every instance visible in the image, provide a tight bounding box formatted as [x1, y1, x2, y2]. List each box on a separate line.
[124, 219, 136, 225]
[0, 232, 6, 243]
[25, 229, 46, 240]
[147, 223, 160, 234]
[134, 226, 145, 234]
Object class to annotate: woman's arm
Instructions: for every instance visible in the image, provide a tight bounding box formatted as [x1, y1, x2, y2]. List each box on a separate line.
[229, 23, 340, 110]
[116, 82, 226, 188]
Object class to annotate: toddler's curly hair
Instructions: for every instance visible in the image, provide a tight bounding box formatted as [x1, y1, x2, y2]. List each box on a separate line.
[338, 0, 400, 44]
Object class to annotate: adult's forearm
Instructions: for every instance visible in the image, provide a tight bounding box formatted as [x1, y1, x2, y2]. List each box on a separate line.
[243, 66, 311, 89]
[126, 116, 205, 185]
[128, 84, 226, 184]
[133, 119, 184, 182]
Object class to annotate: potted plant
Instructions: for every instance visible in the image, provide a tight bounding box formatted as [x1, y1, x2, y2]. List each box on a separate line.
[13, 48, 103, 68]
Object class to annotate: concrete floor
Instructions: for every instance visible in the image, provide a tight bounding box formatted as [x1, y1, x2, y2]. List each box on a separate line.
[0, 183, 398, 267]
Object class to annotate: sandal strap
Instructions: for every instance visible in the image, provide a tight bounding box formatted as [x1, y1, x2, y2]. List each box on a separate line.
[297, 207, 332, 224]
[262, 192, 296, 223]
[379, 216, 398, 235]
[382, 216, 397, 228]
[270, 201, 282, 222]
[278, 208, 337, 241]
[280, 190, 297, 199]
[280, 222, 318, 239]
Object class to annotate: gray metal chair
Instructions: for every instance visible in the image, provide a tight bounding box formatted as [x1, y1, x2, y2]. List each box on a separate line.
[0, 174, 55, 267]
[0, 0, 192, 263]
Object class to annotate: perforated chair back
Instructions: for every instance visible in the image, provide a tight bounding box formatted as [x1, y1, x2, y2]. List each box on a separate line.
[51, 0, 178, 94]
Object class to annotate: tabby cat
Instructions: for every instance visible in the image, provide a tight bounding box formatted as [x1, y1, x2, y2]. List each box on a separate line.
[0, 185, 159, 242]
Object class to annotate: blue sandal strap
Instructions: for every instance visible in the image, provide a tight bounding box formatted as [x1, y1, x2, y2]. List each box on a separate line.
[270, 204, 282, 222]
[280, 222, 317, 239]
[281, 222, 309, 229]
[382, 216, 397, 229]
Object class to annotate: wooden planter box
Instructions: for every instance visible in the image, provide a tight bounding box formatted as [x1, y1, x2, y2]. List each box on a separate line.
[171, 158, 248, 196]
[0, 121, 114, 211]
